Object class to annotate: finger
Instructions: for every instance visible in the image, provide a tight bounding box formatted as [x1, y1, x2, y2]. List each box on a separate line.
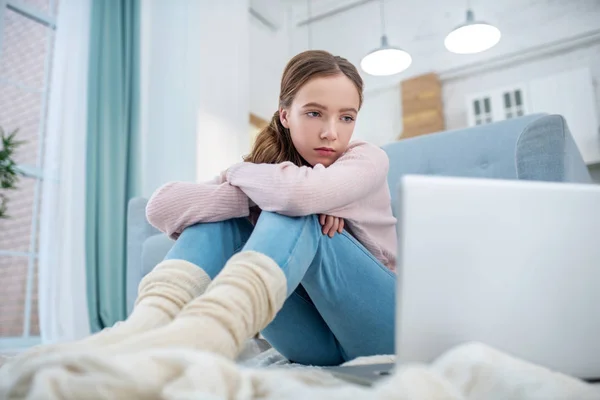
[323, 215, 334, 235]
[329, 219, 339, 238]
[324, 216, 335, 235]
[321, 215, 329, 234]
[319, 214, 325, 225]
[338, 219, 344, 233]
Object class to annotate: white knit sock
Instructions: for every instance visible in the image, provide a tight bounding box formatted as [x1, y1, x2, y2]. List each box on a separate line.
[75, 259, 211, 348]
[6, 259, 210, 365]
[104, 251, 287, 360]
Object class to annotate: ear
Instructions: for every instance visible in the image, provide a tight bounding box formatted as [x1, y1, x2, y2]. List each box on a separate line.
[279, 108, 290, 129]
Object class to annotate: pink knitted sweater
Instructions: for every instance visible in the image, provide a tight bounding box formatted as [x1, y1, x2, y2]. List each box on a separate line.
[146, 141, 398, 271]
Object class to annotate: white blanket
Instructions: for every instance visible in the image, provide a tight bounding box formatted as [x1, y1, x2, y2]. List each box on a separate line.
[2, 342, 598, 399]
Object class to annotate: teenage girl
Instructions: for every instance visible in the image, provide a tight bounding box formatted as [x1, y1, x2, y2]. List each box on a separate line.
[14, 50, 397, 368]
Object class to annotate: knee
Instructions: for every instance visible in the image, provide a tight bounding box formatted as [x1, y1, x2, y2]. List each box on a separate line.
[168, 220, 243, 260]
[178, 219, 240, 241]
[257, 212, 321, 235]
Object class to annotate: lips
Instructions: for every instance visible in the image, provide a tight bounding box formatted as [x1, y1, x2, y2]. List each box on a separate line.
[314, 148, 335, 157]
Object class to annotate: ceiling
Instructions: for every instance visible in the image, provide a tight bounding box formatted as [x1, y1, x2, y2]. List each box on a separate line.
[255, 0, 600, 91]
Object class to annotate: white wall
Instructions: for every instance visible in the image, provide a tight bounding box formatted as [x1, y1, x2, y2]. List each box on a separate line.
[353, 86, 402, 146]
[249, 13, 289, 121]
[139, 0, 250, 197]
[442, 42, 600, 131]
[195, 2, 249, 182]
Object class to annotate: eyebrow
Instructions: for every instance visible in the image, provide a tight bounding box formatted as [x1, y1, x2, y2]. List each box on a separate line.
[302, 102, 358, 114]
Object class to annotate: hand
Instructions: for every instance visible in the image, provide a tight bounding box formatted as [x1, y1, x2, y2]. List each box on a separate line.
[319, 214, 344, 238]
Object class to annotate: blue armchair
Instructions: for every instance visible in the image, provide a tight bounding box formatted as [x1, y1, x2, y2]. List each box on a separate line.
[383, 113, 591, 207]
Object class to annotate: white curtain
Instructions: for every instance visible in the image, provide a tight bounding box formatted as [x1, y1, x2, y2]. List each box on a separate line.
[38, 0, 91, 343]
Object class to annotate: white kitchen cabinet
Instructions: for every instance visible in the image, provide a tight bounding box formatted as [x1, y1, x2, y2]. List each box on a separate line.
[466, 84, 528, 127]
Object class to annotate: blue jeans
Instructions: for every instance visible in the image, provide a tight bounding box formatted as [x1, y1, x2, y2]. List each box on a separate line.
[164, 211, 396, 366]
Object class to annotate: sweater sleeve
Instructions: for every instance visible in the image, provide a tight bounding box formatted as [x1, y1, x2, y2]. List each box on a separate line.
[225, 141, 389, 217]
[145, 173, 250, 239]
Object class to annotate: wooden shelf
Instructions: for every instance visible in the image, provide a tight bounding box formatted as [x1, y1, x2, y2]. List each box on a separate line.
[400, 73, 446, 139]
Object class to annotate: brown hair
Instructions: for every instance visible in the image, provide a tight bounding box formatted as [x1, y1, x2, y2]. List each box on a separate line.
[244, 50, 363, 166]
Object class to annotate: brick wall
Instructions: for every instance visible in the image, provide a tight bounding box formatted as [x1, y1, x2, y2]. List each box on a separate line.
[0, 0, 56, 339]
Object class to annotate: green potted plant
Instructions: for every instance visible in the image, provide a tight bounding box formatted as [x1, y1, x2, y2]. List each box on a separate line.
[0, 126, 24, 218]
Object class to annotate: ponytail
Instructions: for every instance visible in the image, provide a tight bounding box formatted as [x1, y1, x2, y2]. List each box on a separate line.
[244, 111, 307, 167]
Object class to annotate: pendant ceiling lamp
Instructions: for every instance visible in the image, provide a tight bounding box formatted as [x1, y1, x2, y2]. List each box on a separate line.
[360, 0, 412, 76]
[444, 3, 501, 54]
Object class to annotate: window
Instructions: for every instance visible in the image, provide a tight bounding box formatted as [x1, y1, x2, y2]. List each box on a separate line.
[0, 0, 58, 349]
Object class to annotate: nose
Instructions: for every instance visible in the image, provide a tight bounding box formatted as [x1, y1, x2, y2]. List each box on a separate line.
[320, 118, 338, 141]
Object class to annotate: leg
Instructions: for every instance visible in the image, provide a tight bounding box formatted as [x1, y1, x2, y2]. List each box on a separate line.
[171, 215, 344, 364]
[107, 211, 392, 364]
[246, 212, 394, 364]
[103, 212, 335, 359]
[242, 211, 322, 294]
[244, 212, 345, 365]
[301, 230, 396, 361]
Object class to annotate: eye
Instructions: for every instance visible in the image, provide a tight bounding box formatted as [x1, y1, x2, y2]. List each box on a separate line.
[307, 111, 321, 118]
[341, 115, 355, 123]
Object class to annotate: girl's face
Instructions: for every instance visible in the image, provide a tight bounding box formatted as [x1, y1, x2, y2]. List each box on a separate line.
[279, 74, 360, 167]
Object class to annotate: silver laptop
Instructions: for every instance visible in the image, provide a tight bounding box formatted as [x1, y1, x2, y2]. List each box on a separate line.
[328, 175, 600, 385]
